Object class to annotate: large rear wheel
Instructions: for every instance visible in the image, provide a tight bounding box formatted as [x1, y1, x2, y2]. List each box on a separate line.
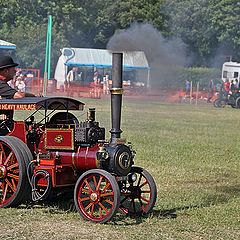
[0, 137, 31, 207]
[74, 169, 120, 223]
[119, 166, 157, 216]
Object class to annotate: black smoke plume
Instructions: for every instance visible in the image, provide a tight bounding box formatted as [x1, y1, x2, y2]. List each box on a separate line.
[107, 22, 187, 88]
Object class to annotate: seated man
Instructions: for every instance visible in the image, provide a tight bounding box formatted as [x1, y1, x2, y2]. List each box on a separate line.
[0, 56, 36, 130]
[0, 55, 35, 99]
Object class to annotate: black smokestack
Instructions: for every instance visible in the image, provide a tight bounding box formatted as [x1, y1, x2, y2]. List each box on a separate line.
[110, 53, 123, 144]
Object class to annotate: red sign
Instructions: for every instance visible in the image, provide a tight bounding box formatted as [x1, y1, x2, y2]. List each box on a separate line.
[0, 104, 37, 110]
[45, 128, 74, 150]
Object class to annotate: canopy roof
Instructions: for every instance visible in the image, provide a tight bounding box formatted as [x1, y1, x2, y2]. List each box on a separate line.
[62, 48, 149, 70]
[0, 40, 16, 50]
[0, 97, 85, 111]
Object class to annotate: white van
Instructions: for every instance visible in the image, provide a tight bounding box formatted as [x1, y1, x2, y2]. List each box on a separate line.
[222, 61, 240, 82]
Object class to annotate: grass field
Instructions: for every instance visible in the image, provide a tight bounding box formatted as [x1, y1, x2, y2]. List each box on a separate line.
[1, 97, 240, 240]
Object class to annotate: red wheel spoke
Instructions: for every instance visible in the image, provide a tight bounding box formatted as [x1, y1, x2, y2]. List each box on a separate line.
[98, 202, 109, 214]
[104, 199, 114, 206]
[139, 181, 148, 188]
[11, 178, 17, 192]
[90, 203, 95, 216]
[96, 176, 103, 191]
[140, 196, 150, 203]
[99, 207, 103, 218]
[7, 162, 19, 170]
[100, 192, 114, 197]
[102, 182, 110, 192]
[3, 152, 13, 166]
[0, 151, 3, 165]
[93, 176, 97, 187]
[84, 179, 93, 192]
[2, 183, 8, 202]
[79, 196, 90, 202]
[5, 179, 14, 192]
[0, 182, 4, 196]
[85, 202, 93, 211]
[7, 173, 19, 181]
[81, 188, 90, 193]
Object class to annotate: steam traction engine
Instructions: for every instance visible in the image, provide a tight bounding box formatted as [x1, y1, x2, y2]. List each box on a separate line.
[0, 53, 157, 223]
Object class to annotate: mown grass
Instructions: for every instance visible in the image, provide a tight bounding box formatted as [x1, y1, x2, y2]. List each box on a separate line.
[2, 97, 240, 239]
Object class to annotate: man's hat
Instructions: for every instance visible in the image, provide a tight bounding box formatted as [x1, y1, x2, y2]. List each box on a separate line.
[0, 55, 18, 70]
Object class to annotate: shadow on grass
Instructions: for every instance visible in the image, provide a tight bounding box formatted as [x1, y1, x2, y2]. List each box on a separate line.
[215, 184, 240, 196]
[150, 184, 240, 221]
[17, 184, 240, 225]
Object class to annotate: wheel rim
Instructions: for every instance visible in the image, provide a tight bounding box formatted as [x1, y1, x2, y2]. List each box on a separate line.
[75, 171, 119, 222]
[120, 167, 157, 216]
[0, 142, 20, 206]
[214, 99, 220, 107]
[220, 100, 226, 107]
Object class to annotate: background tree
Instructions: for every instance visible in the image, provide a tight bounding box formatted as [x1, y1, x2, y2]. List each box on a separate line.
[0, 0, 240, 75]
[163, 0, 240, 66]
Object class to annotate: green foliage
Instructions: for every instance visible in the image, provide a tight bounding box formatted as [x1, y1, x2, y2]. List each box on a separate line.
[151, 67, 221, 89]
[0, 0, 240, 76]
[209, 0, 240, 58]
[163, 0, 218, 64]
[180, 67, 221, 88]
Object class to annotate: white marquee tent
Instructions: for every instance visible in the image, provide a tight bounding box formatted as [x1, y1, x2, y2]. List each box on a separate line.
[0, 40, 16, 50]
[54, 48, 150, 88]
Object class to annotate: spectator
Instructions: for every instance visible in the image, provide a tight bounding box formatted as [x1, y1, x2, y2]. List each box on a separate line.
[67, 67, 81, 83]
[92, 70, 101, 98]
[230, 80, 235, 93]
[185, 80, 190, 96]
[15, 76, 26, 92]
[102, 73, 110, 95]
[235, 79, 239, 89]
[178, 88, 185, 103]
[207, 79, 214, 103]
[223, 79, 230, 92]
[65, 67, 82, 96]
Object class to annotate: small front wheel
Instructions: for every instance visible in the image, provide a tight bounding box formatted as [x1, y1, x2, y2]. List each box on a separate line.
[213, 99, 226, 108]
[119, 166, 157, 216]
[74, 169, 120, 223]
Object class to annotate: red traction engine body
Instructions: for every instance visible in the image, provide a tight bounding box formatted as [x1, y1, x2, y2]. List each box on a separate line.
[0, 53, 157, 223]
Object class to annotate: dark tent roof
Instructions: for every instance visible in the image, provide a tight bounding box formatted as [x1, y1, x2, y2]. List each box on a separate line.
[0, 97, 85, 111]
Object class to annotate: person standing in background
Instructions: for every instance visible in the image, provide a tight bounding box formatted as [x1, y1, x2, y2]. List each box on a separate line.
[207, 79, 214, 103]
[230, 80, 235, 94]
[235, 79, 239, 90]
[15, 76, 26, 92]
[223, 79, 230, 92]
[185, 80, 190, 96]
[65, 67, 80, 96]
